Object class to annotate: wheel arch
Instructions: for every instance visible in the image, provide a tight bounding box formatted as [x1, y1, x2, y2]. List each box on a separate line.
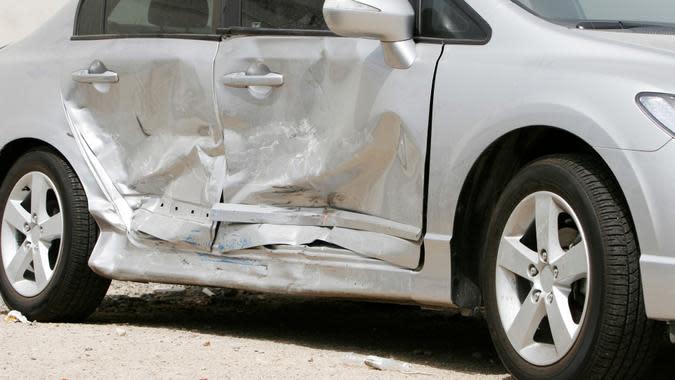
[449, 126, 634, 309]
[0, 138, 67, 187]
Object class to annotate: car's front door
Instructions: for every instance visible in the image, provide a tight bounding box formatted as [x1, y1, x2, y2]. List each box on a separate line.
[211, 0, 442, 268]
[61, 0, 223, 251]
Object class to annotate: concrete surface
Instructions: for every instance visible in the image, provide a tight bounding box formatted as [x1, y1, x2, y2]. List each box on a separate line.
[0, 282, 509, 380]
[1, 281, 674, 379]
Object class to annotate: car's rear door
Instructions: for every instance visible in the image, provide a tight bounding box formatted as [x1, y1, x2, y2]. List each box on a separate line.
[61, 0, 223, 251]
[210, 0, 442, 268]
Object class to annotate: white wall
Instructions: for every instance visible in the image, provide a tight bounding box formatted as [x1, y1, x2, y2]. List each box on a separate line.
[0, 0, 70, 46]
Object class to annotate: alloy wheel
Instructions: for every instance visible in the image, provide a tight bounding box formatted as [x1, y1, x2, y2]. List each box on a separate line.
[495, 191, 590, 366]
[1, 171, 64, 297]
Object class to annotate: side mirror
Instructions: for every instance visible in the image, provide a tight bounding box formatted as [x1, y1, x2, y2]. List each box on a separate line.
[323, 0, 416, 69]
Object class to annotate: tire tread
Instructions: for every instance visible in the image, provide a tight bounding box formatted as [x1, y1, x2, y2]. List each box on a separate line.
[536, 155, 662, 380]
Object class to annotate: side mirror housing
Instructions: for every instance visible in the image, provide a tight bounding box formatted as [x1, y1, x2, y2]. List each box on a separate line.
[323, 0, 416, 69]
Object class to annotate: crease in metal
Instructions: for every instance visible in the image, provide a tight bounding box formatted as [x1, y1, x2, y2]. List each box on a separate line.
[54, 20, 443, 301]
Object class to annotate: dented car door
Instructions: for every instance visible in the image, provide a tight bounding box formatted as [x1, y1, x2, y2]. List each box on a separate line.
[62, 0, 223, 251]
[211, 0, 442, 269]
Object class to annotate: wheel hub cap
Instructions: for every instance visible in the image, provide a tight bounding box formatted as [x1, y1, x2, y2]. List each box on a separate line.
[540, 265, 554, 292]
[1, 172, 64, 297]
[495, 191, 590, 366]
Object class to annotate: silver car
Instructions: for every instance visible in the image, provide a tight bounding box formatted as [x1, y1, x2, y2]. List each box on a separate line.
[0, 0, 673, 378]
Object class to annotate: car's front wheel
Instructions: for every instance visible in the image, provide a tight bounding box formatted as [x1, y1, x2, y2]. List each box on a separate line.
[0, 149, 110, 322]
[483, 155, 662, 379]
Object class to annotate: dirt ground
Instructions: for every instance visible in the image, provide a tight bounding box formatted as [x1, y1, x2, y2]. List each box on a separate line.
[0, 281, 673, 380]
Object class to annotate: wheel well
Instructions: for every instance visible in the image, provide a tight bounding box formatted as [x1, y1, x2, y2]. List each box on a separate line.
[450, 127, 613, 310]
[0, 138, 61, 187]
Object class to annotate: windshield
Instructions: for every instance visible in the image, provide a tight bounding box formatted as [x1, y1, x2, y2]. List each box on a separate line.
[514, 0, 675, 26]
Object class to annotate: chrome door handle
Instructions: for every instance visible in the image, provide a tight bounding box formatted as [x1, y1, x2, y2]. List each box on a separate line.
[223, 72, 283, 88]
[223, 63, 283, 89]
[72, 60, 118, 84]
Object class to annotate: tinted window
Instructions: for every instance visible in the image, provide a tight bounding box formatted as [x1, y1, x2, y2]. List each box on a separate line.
[104, 0, 214, 35]
[76, 0, 104, 35]
[419, 0, 487, 40]
[239, 0, 327, 30]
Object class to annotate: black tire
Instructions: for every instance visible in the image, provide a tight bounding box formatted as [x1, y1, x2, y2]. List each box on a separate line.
[482, 154, 663, 380]
[0, 149, 110, 322]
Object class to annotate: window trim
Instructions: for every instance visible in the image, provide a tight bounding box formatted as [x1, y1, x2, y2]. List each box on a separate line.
[217, 26, 336, 38]
[72, 0, 223, 41]
[72, 33, 223, 41]
[72, 0, 491, 45]
[217, 0, 491, 46]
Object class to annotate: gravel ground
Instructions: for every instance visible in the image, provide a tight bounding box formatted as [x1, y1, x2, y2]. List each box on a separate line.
[0, 281, 673, 379]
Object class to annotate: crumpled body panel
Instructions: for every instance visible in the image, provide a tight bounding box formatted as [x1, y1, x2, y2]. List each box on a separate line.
[61, 38, 222, 250]
[61, 35, 438, 270]
[215, 36, 434, 230]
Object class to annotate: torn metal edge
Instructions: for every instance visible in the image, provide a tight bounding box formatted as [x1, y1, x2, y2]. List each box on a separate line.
[211, 203, 422, 241]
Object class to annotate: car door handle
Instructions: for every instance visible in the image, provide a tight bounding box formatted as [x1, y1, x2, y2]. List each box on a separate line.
[72, 70, 119, 83]
[222, 72, 284, 88]
[72, 60, 119, 84]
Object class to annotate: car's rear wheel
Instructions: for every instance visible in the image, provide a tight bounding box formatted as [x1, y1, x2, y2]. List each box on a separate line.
[0, 149, 110, 322]
[482, 155, 662, 379]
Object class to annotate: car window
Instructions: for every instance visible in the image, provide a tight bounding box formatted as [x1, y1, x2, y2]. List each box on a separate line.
[105, 0, 215, 35]
[238, 0, 327, 30]
[418, 0, 488, 41]
[76, 0, 104, 35]
[75, 0, 217, 36]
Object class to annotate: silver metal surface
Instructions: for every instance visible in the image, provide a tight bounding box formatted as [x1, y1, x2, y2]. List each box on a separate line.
[211, 203, 421, 241]
[496, 192, 589, 365]
[222, 71, 284, 88]
[426, 0, 675, 318]
[382, 39, 416, 69]
[1, 172, 64, 297]
[89, 231, 421, 303]
[323, 0, 414, 42]
[213, 35, 440, 271]
[62, 35, 223, 252]
[71, 69, 119, 84]
[324, 0, 416, 68]
[213, 223, 420, 269]
[223, 62, 284, 88]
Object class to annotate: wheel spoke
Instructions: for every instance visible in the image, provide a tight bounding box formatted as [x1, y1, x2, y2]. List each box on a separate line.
[3, 200, 30, 231]
[552, 243, 588, 286]
[32, 243, 51, 289]
[30, 173, 49, 221]
[546, 287, 578, 355]
[40, 213, 63, 242]
[498, 237, 539, 279]
[535, 193, 562, 254]
[507, 288, 547, 351]
[5, 245, 31, 282]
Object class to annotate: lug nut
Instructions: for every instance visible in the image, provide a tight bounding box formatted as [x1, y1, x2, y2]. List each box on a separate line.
[546, 293, 554, 304]
[532, 291, 542, 303]
[528, 265, 539, 277]
[24, 223, 31, 232]
[32, 214, 38, 223]
[540, 250, 549, 263]
[553, 267, 559, 279]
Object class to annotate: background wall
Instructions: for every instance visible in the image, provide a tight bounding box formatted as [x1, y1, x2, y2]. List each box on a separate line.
[0, 0, 70, 46]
